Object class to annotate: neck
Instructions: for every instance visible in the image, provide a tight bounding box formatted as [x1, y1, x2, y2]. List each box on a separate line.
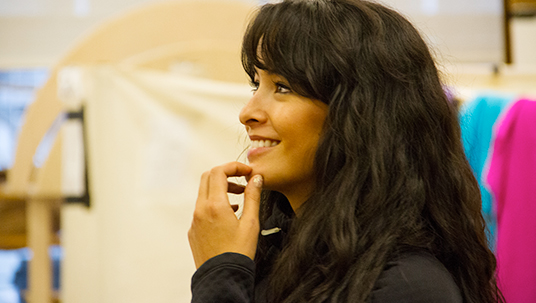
[280, 185, 314, 216]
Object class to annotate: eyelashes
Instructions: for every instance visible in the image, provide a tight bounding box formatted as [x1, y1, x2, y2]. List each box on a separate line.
[249, 80, 260, 93]
[249, 80, 292, 94]
[275, 82, 291, 94]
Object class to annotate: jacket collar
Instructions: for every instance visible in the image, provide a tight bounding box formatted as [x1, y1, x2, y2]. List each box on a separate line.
[261, 198, 294, 250]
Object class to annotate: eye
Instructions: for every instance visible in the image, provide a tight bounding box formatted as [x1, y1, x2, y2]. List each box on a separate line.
[275, 82, 291, 94]
[249, 80, 259, 93]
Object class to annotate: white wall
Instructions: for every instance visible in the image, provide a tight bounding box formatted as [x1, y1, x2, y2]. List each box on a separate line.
[437, 15, 536, 101]
[511, 17, 536, 70]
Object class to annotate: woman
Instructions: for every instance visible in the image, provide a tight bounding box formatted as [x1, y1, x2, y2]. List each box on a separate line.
[188, 0, 503, 302]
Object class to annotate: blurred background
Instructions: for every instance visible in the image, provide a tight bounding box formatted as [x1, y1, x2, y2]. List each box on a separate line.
[1, 0, 535, 302]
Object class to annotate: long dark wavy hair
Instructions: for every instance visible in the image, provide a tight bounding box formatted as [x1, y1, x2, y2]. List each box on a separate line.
[241, 0, 502, 302]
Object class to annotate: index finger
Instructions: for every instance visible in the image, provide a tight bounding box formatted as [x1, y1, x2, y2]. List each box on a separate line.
[208, 162, 252, 200]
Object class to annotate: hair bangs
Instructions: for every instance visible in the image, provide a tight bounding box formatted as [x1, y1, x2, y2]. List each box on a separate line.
[241, 1, 325, 100]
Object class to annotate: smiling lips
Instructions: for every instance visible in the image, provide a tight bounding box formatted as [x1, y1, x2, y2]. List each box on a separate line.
[250, 140, 279, 148]
[247, 139, 280, 160]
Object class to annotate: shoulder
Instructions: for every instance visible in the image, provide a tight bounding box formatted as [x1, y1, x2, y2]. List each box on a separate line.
[369, 251, 462, 303]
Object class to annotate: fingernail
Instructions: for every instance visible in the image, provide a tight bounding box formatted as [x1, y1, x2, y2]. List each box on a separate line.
[252, 175, 263, 188]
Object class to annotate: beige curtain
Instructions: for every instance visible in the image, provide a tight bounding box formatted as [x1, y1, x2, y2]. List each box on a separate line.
[59, 65, 250, 303]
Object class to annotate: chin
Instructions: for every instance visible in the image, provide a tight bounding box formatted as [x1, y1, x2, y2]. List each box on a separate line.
[246, 163, 261, 176]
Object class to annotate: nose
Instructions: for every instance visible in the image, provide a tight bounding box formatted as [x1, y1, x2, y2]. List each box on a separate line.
[239, 92, 266, 127]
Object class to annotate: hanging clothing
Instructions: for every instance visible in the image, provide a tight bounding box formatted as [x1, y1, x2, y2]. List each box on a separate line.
[486, 98, 536, 303]
[458, 93, 515, 248]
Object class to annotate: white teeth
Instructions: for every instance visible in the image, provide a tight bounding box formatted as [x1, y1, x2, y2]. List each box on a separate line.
[251, 140, 279, 148]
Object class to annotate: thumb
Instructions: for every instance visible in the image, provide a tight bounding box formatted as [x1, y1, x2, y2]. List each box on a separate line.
[241, 175, 263, 222]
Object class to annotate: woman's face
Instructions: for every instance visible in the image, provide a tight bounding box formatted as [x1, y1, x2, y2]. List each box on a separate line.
[239, 69, 328, 209]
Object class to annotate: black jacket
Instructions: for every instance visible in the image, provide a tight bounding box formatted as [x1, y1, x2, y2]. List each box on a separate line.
[191, 201, 462, 303]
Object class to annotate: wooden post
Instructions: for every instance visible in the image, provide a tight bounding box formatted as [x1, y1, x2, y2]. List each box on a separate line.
[26, 198, 53, 303]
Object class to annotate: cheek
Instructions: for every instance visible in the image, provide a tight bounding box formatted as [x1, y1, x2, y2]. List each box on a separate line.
[282, 107, 326, 151]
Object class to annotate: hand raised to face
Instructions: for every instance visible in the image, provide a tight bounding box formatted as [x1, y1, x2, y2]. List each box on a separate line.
[188, 161, 263, 268]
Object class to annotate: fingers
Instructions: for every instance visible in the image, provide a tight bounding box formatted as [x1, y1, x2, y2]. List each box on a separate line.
[220, 161, 253, 177]
[241, 175, 263, 222]
[198, 175, 246, 202]
[228, 182, 246, 194]
[208, 162, 252, 200]
[197, 171, 210, 200]
[195, 162, 252, 215]
[190, 166, 262, 267]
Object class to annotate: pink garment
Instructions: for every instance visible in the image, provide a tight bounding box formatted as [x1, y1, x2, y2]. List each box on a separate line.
[486, 99, 536, 303]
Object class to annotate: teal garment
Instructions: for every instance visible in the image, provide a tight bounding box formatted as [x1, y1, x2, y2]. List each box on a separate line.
[458, 93, 515, 249]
